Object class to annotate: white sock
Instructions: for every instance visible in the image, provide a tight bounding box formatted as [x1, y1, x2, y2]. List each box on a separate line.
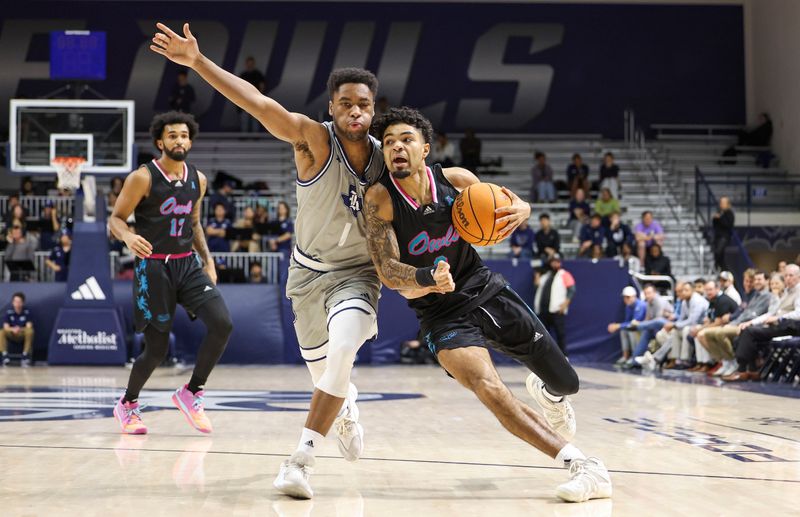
[555, 443, 586, 467]
[297, 427, 325, 456]
[542, 385, 564, 403]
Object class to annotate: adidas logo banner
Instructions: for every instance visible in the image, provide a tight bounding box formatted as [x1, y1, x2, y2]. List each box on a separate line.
[71, 276, 107, 300]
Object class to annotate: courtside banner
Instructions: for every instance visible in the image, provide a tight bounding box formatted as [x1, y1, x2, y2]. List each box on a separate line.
[47, 308, 127, 365]
[0, 2, 744, 135]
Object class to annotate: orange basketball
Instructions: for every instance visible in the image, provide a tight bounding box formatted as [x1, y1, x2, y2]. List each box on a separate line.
[451, 183, 513, 246]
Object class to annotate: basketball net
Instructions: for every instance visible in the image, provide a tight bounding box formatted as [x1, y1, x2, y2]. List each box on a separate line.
[52, 156, 86, 192]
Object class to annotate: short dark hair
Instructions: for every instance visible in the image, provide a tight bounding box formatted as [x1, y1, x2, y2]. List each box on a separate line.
[327, 67, 378, 99]
[12, 292, 25, 303]
[642, 210, 653, 218]
[534, 151, 545, 160]
[753, 269, 766, 279]
[149, 111, 199, 150]
[572, 153, 582, 160]
[694, 277, 706, 285]
[643, 283, 656, 291]
[539, 212, 550, 220]
[371, 106, 434, 144]
[591, 213, 602, 221]
[605, 152, 614, 159]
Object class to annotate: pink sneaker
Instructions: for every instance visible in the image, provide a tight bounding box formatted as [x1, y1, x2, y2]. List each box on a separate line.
[113, 396, 148, 435]
[172, 384, 213, 434]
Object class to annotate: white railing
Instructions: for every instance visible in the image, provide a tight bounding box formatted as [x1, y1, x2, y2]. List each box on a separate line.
[0, 196, 74, 220]
[0, 251, 55, 282]
[109, 251, 285, 284]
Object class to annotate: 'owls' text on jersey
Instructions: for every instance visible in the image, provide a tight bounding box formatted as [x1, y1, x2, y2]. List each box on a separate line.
[293, 122, 384, 269]
[135, 160, 201, 255]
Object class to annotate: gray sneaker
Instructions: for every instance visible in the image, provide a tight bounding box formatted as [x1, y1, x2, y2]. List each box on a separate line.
[526, 372, 576, 439]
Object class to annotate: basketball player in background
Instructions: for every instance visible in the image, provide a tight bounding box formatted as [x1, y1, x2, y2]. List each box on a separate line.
[151, 23, 383, 498]
[109, 111, 233, 434]
[364, 107, 611, 503]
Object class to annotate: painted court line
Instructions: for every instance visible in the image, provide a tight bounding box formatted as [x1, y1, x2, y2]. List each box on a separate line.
[688, 416, 800, 445]
[1, 443, 799, 484]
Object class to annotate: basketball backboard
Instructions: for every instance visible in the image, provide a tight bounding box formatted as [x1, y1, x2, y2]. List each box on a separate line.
[9, 99, 134, 175]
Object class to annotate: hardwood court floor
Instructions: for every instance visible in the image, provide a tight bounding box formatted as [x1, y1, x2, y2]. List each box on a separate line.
[0, 364, 798, 517]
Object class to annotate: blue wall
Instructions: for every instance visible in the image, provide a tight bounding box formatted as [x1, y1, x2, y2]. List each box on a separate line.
[2, 2, 744, 136]
[0, 258, 630, 364]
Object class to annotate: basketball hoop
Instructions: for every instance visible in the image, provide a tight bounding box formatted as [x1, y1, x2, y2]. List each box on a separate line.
[52, 156, 86, 192]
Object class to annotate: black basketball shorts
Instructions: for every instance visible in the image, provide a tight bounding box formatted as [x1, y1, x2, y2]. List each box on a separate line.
[133, 253, 221, 332]
[422, 286, 558, 365]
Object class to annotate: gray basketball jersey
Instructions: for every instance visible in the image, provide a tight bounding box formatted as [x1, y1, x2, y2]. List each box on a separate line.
[294, 121, 385, 269]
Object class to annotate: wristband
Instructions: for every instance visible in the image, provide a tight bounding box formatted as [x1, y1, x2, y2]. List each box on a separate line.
[415, 266, 437, 287]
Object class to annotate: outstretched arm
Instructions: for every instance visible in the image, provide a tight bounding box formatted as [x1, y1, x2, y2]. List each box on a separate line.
[364, 184, 454, 293]
[150, 23, 326, 166]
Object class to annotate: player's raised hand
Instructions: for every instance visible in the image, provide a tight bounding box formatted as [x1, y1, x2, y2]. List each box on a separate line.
[433, 261, 455, 293]
[150, 23, 200, 68]
[495, 186, 531, 240]
[124, 233, 153, 259]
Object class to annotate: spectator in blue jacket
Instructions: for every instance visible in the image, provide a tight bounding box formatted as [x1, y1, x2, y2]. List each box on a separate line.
[509, 219, 535, 259]
[579, 214, 607, 257]
[608, 286, 647, 364]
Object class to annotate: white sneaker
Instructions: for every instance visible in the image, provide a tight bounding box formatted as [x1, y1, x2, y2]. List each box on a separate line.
[555, 457, 613, 503]
[526, 372, 576, 440]
[334, 383, 364, 462]
[634, 351, 657, 371]
[274, 451, 315, 499]
[717, 360, 738, 377]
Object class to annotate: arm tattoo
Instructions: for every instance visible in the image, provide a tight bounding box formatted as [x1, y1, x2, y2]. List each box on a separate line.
[192, 218, 213, 266]
[365, 198, 423, 289]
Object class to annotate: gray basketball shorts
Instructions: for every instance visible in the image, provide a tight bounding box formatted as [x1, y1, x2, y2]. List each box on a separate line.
[286, 262, 381, 363]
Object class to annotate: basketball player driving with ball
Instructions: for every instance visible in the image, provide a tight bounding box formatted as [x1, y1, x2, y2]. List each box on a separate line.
[364, 107, 612, 503]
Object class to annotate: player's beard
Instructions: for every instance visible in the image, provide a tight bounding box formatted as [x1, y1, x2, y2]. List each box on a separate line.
[335, 119, 370, 142]
[165, 145, 188, 161]
[390, 169, 411, 179]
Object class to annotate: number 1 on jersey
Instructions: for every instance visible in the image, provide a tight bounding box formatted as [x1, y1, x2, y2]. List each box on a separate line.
[170, 218, 186, 237]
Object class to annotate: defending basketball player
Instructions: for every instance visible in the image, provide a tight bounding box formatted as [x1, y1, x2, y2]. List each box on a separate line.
[150, 23, 382, 498]
[109, 111, 233, 435]
[364, 107, 612, 503]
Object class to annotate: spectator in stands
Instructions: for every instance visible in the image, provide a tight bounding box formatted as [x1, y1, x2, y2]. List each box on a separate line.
[5, 224, 37, 280]
[459, 129, 482, 171]
[738, 112, 773, 147]
[589, 244, 604, 260]
[107, 176, 124, 212]
[5, 204, 26, 233]
[566, 154, 590, 198]
[509, 219, 535, 259]
[238, 56, 266, 132]
[534, 213, 560, 260]
[249, 262, 267, 284]
[651, 282, 709, 369]
[534, 254, 575, 355]
[376, 96, 390, 117]
[609, 286, 647, 365]
[531, 151, 555, 202]
[718, 271, 741, 305]
[724, 264, 800, 382]
[606, 212, 633, 258]
[687, 280, 739, 372]
[625, 284, 673, 369]
[634, 211, 665, 263]
[20, 177, 35, 197]
[209, 181, 236, 220]
[268, 201, 294, 256]
[593, 188, 620, 221]
[736, 268, 756, 309]
[45, 230, 72, 282]
[232, 206, 259, 252]
[579, 214, 607, 258]
[568, 188, 591, 242]
[645, 244, 672, 277]
[616, 241, 641, 274]
[697, 270, 770, 378]
[168, 69, 196, 113]
[778, 260, 787, 275]
[1, 292, 34, 367]
[429, 132, 455, 168]
[598, 152, 620, 199]
[38, 201, 61, 251]
[254, 205, 269, 226]
[712, 196, 735, 272]
[206, 203, 232, 252]
[694, 277, 706, 295]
